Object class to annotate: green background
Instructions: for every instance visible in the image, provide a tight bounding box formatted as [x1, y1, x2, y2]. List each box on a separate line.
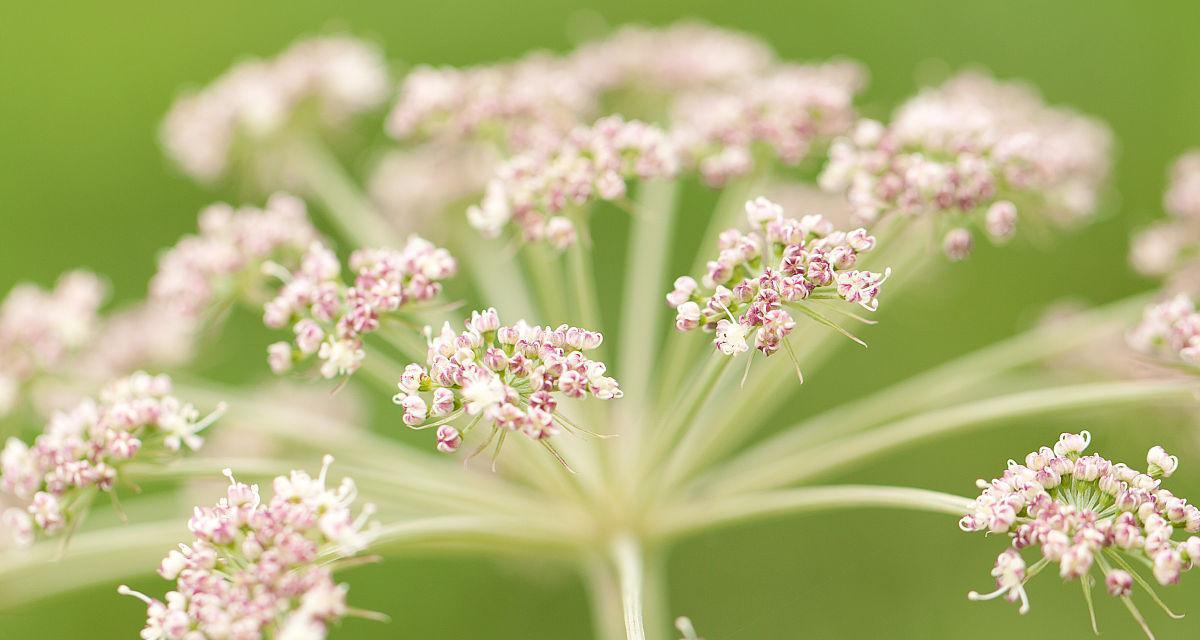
[2, 1, 1200, 637]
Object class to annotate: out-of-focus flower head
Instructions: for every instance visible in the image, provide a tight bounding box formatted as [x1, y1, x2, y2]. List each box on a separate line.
[119, 457, 378, 640]
[820, 71, 1112, 259]
[388, 52, 595, 154]
[263, 236, 456, 380]
[672, 60, 866, 187]
[150, 192, 320, 318]
[667, 197, 888, 371]
[392, 308, 619, 460]
[368, 143, 499, 236]
[961, 431, 1197, 637]
[0, 271, 106, 416]
[0, 372, 222, 546]
[468, 115, 680, 249]
[1128, 294, 1200, 367]
[1131, 151, 1200, 288]
[162, 36, 389, 182]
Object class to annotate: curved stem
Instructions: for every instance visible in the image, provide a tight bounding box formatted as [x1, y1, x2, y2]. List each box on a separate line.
[654, 485, 973, 539]
[706, 379, 1197, 496]
[289, 137, 403, 249]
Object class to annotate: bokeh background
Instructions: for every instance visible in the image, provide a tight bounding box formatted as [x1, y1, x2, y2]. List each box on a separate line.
[3, 1, 1200, 637]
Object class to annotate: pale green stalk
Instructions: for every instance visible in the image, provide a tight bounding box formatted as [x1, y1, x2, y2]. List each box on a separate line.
[636, 354, 732, 484]
[654, 485, 973, 539]
[455, 231, 538, 321]
[612, 534, 647, 640]
[289, 137, 403, 249]
[707, 379, 1197, 496]
[586, 557, 629, 640]
[709, 291, 1153, 488]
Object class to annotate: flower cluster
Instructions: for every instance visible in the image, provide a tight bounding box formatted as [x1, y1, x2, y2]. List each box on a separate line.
[119, 457, 378, 640]
[1131, 151, 1200, 280]
[0, 372, 221, 546]
[672, 61, 865, 186]
[392, 309, 620, 457]
[162, 36, 389, 182]
[263, 236, 457, 379]
[1127, 294, 1200, 366]
[0, 270, 106, 416]
[961, 431, 1199, 632]
[667, 197, 888, 362]
[150, 192, 320, 317]
[819, 72, 1111, 259]
[569, 21, 774, 95]
[387, 53, 593, 153]
[468, 116, 680, 248]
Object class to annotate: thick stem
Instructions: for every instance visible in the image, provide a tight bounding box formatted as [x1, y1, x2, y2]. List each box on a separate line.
[612, 534, 647, 640]
[706, 379, 1197, 496]
[654, 485, 973, 539]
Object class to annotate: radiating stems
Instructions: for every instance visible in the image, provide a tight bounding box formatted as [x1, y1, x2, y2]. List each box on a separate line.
[706, 379, 1197, 496]
[637, 354, 732, 488]
[617, 180, 680, 418]
[654, 485, 973, 539]
[712, 291, 1154, 489]
[456, 231, 538, 321]
[289, 136, 402, 249]
[612, 534, 648, 640]
[524, 244, 571, 324]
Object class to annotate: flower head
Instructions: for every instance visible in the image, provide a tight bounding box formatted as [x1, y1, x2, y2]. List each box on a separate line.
[961, 431, 1198, 636]
[120, 457, 378, 640]
[820, 72, 1111, 258]
[262, 236, 456, 379]
[1127, 294, 1200, 366]
[467, 115, 680, 248]
[1131, 151, 1200, 283]
[667, 197, 889, 371]
[392, 309, 619, 460]
[672, 60, 865, 186]
[0, 372, 222, 545]
[162, 36, 389, 182]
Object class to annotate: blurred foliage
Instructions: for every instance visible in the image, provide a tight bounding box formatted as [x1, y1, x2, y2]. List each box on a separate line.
[2, 1, 1200, 637]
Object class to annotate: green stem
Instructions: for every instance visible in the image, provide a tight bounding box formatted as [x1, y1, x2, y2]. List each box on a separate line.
[290, 137, 402, 249]
[654, 485, 973, 539]
[612, 534, 647, 640]
[707, 379, 1197, 496]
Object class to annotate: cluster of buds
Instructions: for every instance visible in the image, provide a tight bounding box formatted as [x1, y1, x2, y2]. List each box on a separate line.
[667, 197, 888, 364]
[387, 53, 594, 154]
[819, 72, 1111, 260]
[264, 237, 456, 379]
[392, 308, 620, 459]
[467, 115, 680, 249]
[151, 192, 320, 318]
[672, 61, 865, 187]
[1127, 294, 1200, 366]
[568, 21, 774, 96]
[119, 457, 378, 640]
[162, 36, 389, 182]
[961, 431, 1198, 635]
[0, 372, 221, 546]
[0, 270, 105, 416]
[1131, 151, 1200, 280]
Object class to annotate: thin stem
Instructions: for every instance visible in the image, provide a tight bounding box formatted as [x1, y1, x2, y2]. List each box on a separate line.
[707, 379, 1197, 496]
[455, 230, 538, 322]
[289, 137, 402, 249]
[587, 556, 629, 640]
[654, 485, 973, 539]
[638, 354, 732, 485]
[612, 534, 647, 640]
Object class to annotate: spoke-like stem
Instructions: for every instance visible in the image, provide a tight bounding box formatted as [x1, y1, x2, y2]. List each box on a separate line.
[586, 556, 629, 640]
[289, 137, 403, 249]
[654, 485, 973, 539]
[711, 292, 1153, 489]
[706, 379, 1197, 496]
[637, 354, 732, 486]
[612, 534, 647, 640]
[456, 231, 538, 321]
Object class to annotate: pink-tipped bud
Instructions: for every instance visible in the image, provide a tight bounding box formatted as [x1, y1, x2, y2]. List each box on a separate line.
[942, 228, 973, 261]
[1105, 570, 1133, 597]
[435, 425, 461, 453]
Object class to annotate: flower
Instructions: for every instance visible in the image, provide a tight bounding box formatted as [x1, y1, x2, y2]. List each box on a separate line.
[0, 372, 222, 545]
[162, 36, 389, 182]
[1127, 294, 1200, 365]
[261, 236, 456, 379]
[151, 192, 319, 317]
[391, 309, 620, 459]
[1131, 151, 1200, 283]
[672, 60, 865, 186]
[467, 115, 680, 247]
[0, 270, 106, 416]
[119, 457, 378, 640]
[667, 197, 889, 368]
[961, 430, 1199, 636]
[819, 72, 1111, 258]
